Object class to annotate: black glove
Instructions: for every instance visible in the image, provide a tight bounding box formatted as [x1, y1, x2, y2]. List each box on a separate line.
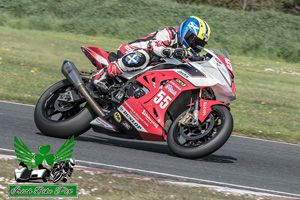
[162, 48, 188, 59]
[162, 48, 173, 58]
[173, 48, 188, 59]
[188, 56, 204, 61]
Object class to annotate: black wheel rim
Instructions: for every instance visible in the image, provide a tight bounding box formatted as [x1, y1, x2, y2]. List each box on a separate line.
[174, 109, 223, 147]
[42, 84, 87, 122]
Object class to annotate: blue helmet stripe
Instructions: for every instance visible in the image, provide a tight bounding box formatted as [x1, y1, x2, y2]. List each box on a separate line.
[204, 21, 208, 34]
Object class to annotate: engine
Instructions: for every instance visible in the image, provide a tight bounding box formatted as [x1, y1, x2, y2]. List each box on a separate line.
[125, 83, 148, 98]
[111, 82, 149, 103]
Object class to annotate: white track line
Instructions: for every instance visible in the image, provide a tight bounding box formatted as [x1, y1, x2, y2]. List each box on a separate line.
[76, 159, 300, 199]
[232, 135, 300, 147]
[0, 147, 299, 199]
[0, 100, 35, 107]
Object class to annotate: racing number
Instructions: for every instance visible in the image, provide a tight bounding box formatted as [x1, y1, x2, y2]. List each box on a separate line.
[153, 91, 172, 109]
[225, 58, 232, 71]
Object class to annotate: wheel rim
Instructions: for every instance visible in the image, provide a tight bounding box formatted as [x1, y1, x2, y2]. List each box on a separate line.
[174, 109, 223, 147]
[42, 85, 87, 122]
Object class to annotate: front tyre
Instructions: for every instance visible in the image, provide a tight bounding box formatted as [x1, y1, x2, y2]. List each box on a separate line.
[167, 105, 233, 159]
[34, 79, 96, 138]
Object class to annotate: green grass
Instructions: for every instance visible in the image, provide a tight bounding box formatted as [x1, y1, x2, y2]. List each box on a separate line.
[230, 56, 300, 143]
[0, 26, 124, 103]
[0, 26, 299, 143]
[0, 159, 261, 200]
[0, 0, 299, 63]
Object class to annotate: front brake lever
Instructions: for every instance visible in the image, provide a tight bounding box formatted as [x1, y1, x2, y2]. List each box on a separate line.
[186, 56, 204, 61]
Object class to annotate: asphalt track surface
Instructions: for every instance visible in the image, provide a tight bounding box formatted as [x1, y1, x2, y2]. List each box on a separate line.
[0, 101, 299, 198]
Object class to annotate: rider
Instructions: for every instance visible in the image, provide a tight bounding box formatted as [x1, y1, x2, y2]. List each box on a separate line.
[93, 16, 211, 92]
[50, 158, 76, 182]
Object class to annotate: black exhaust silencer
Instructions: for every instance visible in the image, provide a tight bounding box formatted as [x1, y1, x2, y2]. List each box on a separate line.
[61, 60, 105, 117]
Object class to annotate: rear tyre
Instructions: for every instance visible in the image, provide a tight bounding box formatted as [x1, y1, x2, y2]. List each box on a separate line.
[42, 175, 48, 182]
[34, 79, 96, 138]
[167, 105, 233, 159]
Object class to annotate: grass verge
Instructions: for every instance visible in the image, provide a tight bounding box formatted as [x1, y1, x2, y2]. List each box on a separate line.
[0, 158, 261, 200]
[1, 0, 300, 62]
[0, 26, 299, 143]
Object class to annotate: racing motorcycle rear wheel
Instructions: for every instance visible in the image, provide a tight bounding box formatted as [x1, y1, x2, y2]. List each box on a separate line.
[34, 79, 96, 138]
[167, 105, 233, 159]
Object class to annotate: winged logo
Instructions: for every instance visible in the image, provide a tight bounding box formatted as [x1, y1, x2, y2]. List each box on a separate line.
[14, 136, 74, 169]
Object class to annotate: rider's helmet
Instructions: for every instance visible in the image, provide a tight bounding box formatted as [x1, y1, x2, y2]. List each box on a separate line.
[178, 16, 211, 54]
[69, 158, 76, 166]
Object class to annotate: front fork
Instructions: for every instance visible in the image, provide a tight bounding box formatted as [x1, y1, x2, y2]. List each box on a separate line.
[178, 88, 202, 127]
[178, 88, 229, 126]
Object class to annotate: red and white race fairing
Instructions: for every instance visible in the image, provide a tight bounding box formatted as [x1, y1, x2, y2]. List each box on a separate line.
[35, 47, 236, 159]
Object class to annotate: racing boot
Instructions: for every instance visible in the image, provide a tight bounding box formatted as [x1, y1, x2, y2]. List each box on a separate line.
[93, 68, 110, 93]
[93, 62, 123, 93]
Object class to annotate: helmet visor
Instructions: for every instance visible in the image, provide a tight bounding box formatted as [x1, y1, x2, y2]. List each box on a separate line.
[185, 30, 207, 52]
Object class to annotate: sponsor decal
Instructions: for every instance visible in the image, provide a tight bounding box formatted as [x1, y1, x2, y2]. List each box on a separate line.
[177, 70, 189, 79]
[215, 57, 223, 65]
[154, 41, 165, 47]
[122, 121, 132, 130]
[124, 45, 134, 54]
[165, 84, 177, 96]
[170, 80, 182, 91]
[175, 78, 187, 87]
[135, 51, 142, 56]
[202, 101, 207, 116]
[202, 33, 208, 39]
[114, 112, 122, 123]
[118, 105, 147, 132]
[92, 117, 117, 132]
[11, 136, 78, 197]
[8, 184, 77, 198]
[142, 110, 159, 128]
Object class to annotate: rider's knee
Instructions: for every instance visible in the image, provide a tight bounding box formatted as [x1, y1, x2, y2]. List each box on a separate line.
[118, 49, 151, 72]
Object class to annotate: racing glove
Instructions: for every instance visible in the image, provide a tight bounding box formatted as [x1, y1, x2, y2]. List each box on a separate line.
[173, 48, 188, 59]
[162, 48, 188, 59]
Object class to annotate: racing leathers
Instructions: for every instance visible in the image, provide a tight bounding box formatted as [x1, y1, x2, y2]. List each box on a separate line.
[93, 26, 189, 92]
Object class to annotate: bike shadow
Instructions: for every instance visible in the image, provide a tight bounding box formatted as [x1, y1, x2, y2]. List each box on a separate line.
[75, 134, 237, 164]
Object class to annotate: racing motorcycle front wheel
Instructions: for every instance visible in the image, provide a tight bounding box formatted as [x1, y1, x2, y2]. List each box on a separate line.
[34, 79, 96, 138]
[167, 105, 233, 159]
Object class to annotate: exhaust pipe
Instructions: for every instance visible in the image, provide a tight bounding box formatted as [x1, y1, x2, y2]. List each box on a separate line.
[61, 60, 105, 117]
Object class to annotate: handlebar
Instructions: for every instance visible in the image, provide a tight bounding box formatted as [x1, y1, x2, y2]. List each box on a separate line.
[185, 55, 204, 61]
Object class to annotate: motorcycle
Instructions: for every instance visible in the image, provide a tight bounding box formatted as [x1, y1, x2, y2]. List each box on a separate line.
[34, 45, 236, 159]
[49, 160, 75, 183]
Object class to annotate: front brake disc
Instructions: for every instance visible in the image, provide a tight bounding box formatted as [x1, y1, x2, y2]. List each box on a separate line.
[179, 114, 214, 140]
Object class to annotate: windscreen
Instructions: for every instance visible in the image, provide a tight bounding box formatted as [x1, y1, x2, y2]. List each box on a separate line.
[206, 48, 232, 86]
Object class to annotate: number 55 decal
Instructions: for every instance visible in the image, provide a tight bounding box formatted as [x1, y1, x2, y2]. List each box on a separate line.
[153, 91, 172, 109]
